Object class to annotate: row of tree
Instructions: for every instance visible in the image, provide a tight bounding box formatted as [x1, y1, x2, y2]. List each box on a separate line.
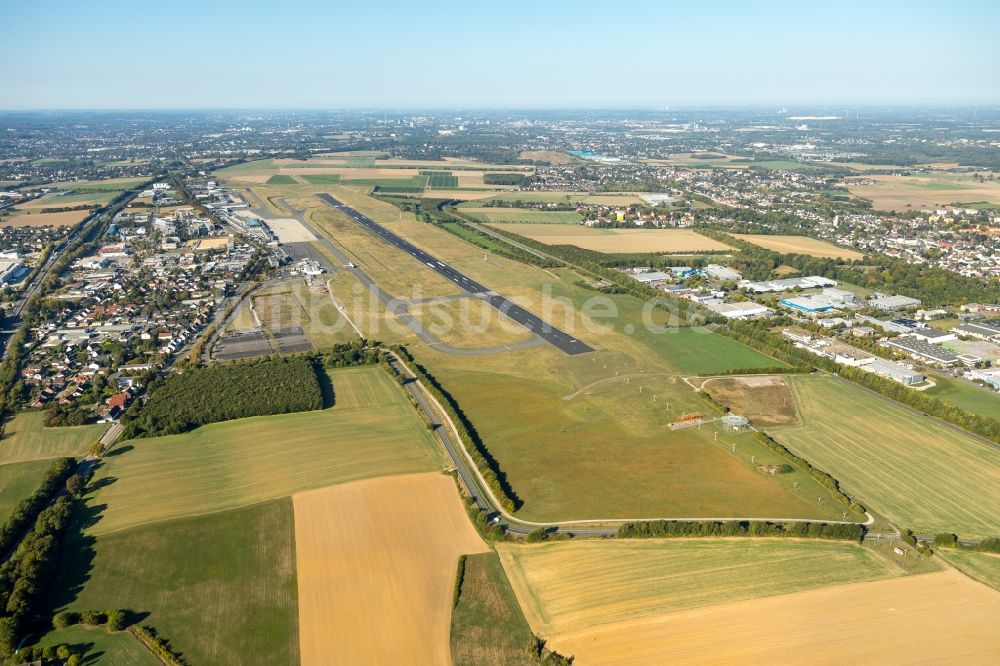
[618, 519, 866, 541]
[0, 494, 77, 655]
[393, 345, 520, 513]
[0, 458, 76, 557]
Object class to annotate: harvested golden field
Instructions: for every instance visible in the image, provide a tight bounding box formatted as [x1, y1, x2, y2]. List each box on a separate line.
[2, 209, 90, 227]
[497, 539, 903, 638]
[488, 224, 732, 253]
[547, 570, 1000, 665]
[734, 234, 864, 259]
[847, 173, 1000, 211]
[293, 473, 487, 666]
[700, 374, 800, 426]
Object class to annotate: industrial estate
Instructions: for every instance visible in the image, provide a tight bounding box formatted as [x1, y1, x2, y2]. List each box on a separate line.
[0, 3, 999, 665]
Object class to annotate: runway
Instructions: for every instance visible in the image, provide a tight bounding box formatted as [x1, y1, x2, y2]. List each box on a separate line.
[316, 193, 594, 356]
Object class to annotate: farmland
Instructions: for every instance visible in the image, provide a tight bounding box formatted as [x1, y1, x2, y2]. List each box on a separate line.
[734, 234, 865, 259]
[699, 375, 800, 426]
[35, 625, 159, 665]
[450, 552, 536, 666]
[939, 550, 1000, 591]
[486, 224, 732, 253]
[462, 208, 583, 225]
[293, 473, 486, 666]
[846, 172, 1000, 211]
[546, 569, 1000, 665]
[1, 209, 91, 227]
[88, 367, 443, 534]
[0, 410, 107, 464]
[497, 539, 907, 637]
[772, 375, 1000, 536]
[48, 498, 299, 666]
[0, 458, 57, 521]
[460, 191, 644, 206]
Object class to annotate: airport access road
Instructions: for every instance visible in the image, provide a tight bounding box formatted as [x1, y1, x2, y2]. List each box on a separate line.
[316, 192, 594, 356]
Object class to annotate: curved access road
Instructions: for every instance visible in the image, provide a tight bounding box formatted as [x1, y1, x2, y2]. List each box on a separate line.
[385, 350, 874, 538]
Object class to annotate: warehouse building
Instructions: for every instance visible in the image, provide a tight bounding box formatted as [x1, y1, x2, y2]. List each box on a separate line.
[953, 321, 1000, 342]
[868, 358, 924, 386]
[868, 294, 922, 311]
[741, 275, 837, 294]
[885, 336, 961, 366]
[780, 295, 835, 314]
[705, 301, 773, 319]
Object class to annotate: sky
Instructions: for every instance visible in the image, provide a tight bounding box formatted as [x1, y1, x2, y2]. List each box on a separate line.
[2, 0, 998, 110]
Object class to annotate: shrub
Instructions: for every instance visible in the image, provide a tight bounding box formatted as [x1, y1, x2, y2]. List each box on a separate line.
[81, 610, 107, 626]
[52, 610, 80, 629]
[106, 608, 129, 631]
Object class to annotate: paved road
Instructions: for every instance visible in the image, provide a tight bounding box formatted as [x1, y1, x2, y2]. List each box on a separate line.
[316, 193, 594, 356]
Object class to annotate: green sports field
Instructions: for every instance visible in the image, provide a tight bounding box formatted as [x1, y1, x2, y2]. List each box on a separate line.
[0, 411, 107, 464]
[772, 375, 1000, 536]
[48, 499, 298, 666]
[88, 366, 443, 535]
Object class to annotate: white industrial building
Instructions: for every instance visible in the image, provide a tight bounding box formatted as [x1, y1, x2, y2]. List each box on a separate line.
[868, 294, 922, 311]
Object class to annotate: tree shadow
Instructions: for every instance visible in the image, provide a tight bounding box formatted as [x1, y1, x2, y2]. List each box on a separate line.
[41, 498, 108, 619]
[316, 366, 335, 409]
[103, 444, 133, 457]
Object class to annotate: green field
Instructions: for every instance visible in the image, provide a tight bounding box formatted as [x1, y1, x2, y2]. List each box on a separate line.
[89, 366, 443, 535]
[0, 458, 57, 521]
[44, 177, 147, 192]
[462, 208, 583, 225]
[0, 411, 107, 464]
[424, 171, 458, 189]
[498, 539, 910, 636]
[924, 373, 1000, 420]
[772, 375, 1000, 536]
[300, 174, 342, 185]
[342, 175, 428, 192]
[34, 625, 159, 665]
[939, 550, 1000, 591]
[266, 174, 297, 185]
[451, 552, 536, 666]
[48, 499, 298, 666]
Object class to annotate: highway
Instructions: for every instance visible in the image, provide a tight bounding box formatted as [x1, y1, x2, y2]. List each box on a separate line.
[316, 193, 594, 356]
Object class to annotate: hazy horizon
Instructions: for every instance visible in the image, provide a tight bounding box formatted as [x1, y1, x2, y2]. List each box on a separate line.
[3, 0, 998, 110]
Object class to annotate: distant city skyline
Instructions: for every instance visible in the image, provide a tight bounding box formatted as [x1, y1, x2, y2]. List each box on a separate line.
[3, 0, 998, 110]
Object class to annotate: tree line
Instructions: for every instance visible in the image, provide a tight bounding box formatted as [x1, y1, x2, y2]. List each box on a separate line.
[0, 490, 79, 655]
[393, 345, 520, 513]
[618, 519, 866, 541]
